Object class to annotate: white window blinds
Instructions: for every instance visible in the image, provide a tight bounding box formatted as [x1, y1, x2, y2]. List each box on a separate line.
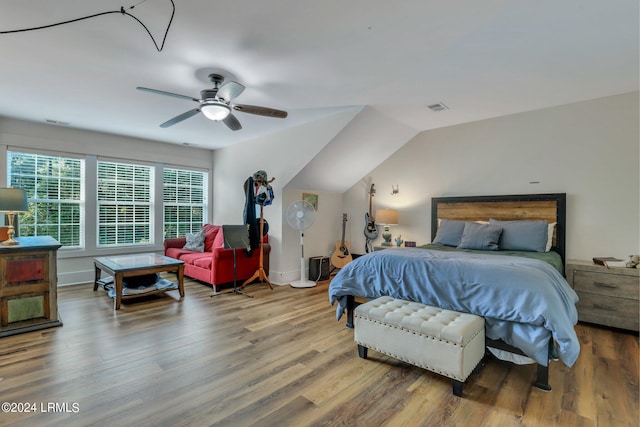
[163, 167, 207, 238]
[8, 151, 84, 248]
[97, 161, 153, 246]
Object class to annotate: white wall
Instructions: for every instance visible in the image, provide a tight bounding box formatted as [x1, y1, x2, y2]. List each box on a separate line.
[280, 188, 344, 282]
[211, 108, 361, 283]
[343, 92, 640, 261]
[0, 117, 214, 285]
[287, 106, 418, 193]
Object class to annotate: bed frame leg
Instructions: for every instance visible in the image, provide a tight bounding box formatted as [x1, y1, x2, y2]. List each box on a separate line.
[534, 363, 551, 391]
[346, 295, 355, 328]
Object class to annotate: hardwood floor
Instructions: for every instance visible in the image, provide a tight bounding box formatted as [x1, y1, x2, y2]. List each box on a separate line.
[1, 277, 638, 426]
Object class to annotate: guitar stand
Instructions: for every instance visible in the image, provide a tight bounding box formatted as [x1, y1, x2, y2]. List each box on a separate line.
[212, 225, 254, 299]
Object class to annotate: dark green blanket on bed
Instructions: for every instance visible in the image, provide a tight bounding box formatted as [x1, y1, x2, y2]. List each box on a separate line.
[419, 243, 564, 274]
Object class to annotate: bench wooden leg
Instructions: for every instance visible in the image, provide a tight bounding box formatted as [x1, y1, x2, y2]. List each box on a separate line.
[452, 380, 464, 397]
[357, 344, 368, 359]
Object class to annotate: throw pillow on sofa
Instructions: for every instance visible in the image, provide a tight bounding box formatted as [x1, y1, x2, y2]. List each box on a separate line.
[183, 229, 206, 252]
[202, 224, 222, 252]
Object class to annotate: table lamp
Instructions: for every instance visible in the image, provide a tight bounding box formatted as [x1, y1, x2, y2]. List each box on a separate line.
[376, 209, 398, 246]
[0, 187, 28, 245]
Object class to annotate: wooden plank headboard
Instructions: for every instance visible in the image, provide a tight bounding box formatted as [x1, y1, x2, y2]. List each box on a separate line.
[431, 193, 566, 263]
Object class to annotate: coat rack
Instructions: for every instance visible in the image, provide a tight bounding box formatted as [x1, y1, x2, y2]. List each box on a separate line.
[241, 174, 274, 290]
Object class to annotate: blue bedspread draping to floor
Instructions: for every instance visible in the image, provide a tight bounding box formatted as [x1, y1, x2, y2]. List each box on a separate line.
[328, 248, 580, 367]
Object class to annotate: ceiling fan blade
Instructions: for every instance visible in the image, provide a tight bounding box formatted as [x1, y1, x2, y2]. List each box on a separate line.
[216, 81, 245, 102]
[233, 104, 288, 118]
[223, 113, 242, 131]
[160, 108, 201, 128]
[137, 87, 200, 103]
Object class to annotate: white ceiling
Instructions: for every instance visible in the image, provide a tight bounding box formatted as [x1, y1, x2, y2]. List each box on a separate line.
[0, 1, 637, 150]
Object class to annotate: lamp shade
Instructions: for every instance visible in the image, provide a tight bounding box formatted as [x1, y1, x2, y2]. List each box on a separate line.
[201, 102, 231, 121]
[376, 209, 398, 225]
[0, 187, 28, 212]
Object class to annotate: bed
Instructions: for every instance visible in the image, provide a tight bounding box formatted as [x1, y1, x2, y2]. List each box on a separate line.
[328, 193, 579, 391]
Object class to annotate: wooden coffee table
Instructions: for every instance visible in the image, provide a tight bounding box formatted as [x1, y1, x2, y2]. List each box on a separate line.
[93, 253, 184, 310]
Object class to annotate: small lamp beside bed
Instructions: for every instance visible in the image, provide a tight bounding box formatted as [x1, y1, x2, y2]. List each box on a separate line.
[376, 209, 398, 247]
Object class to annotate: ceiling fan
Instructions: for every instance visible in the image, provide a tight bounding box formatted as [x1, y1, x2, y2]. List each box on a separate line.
[136, 73, 287, 131]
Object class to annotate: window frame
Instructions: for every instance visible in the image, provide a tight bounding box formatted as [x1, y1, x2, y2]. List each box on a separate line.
[163, 166, 208, 239]
[96, 159, 155, 247]
[7, 149, 85, 249]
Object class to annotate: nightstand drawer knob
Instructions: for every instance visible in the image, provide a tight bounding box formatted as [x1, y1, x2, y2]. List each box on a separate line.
[594, 282, 618, 289]
[593, 303, 617, 311]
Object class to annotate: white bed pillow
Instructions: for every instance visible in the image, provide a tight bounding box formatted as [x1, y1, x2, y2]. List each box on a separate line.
[546, 222, 556, 252]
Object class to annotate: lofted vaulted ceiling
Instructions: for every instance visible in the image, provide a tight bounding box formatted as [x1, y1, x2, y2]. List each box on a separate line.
[0, 1, 637, 154]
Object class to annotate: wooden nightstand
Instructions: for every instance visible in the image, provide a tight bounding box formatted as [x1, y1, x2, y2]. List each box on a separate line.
[373, 245, 405, 251]
[565, 260, 639, 332]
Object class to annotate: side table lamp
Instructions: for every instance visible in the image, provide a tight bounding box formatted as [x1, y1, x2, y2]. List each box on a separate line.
[375, 209, 398, 247]
[0, 187, 28, 245]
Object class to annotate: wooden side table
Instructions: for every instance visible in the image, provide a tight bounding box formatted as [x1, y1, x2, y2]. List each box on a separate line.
[374, 245, 405, 251]
[565, 260, 639, 331]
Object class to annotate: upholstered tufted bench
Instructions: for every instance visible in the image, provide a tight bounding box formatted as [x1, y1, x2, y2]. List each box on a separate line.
[354, 296, 485, 397]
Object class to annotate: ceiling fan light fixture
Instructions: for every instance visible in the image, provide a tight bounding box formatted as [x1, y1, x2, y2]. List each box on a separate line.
[201, 103, 230, 121]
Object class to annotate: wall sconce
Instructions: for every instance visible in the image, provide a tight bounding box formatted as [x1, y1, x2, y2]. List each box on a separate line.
[0, 187, 28, 245]
[391, 185, 399, 195]
[375, 209, 398, 247]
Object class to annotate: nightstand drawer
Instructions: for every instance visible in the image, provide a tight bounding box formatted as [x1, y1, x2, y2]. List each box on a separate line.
[573, 270, 639, 300]
[575, 292, 639, 331]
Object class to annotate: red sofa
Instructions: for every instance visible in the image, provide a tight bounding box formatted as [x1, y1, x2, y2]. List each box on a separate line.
[164, 224, 270, 291]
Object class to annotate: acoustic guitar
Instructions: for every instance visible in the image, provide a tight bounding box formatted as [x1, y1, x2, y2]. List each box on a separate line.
[363, 183, 378, 245]
[331, 213, 353, 268]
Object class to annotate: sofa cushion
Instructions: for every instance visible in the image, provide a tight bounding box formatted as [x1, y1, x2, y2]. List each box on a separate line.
[202, 224, 221, 252]
[213, 229, 225, 249]
[179, 251, 211, 266]
[193, 256, 212, 269]
[166, 247, 196, 260]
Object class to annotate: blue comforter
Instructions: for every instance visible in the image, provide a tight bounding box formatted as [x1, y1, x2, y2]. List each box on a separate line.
[328, 248, 580, 367]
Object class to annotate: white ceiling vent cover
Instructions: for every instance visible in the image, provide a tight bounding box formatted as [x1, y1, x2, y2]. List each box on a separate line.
[426, 102, 449, 112]
[45, 119, 71, 126]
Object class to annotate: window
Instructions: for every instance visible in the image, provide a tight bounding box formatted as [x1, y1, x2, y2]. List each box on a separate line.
[163, 168, 207, 238]
[7, 151, 84, 247]
[97, 161, 153, 246]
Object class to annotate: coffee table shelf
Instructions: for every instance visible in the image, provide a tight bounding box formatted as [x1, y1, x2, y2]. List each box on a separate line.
[94, 253, 184, 310]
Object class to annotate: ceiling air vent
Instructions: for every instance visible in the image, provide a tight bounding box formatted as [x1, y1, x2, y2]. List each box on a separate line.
[45, 119, 70, 126]
[426, 102, 449, 112]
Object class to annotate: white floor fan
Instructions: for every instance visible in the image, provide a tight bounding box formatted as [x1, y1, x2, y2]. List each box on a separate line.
[286, 200, 317, 288]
